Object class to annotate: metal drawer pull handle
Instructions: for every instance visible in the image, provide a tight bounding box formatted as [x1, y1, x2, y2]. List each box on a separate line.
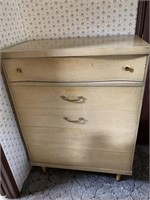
[60, 95, 87, 103]
[124, 65, 134, 73]
[16, 68, 22, 73]
[63, 117, 88, 124]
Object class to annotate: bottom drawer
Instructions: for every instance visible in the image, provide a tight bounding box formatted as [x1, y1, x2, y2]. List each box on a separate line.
[28, 145, 132, 172]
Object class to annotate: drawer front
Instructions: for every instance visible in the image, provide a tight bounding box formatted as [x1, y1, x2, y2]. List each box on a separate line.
[10, 86, 142, 111]
[28, 145, 132, 172]
[23, 127, 135, 153]
[18, 107, 139, 132]
[4, 55, 147, 82]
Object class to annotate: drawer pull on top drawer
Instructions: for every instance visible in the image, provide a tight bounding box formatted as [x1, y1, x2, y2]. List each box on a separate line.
[60, 95, 87, 103]
[124, 65, 134, 73]
[63, 117, 88, 124]
[16, 68, 22, 73]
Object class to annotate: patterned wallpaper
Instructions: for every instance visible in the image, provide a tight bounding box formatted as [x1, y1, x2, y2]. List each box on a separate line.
[0, 0, 30, 191]
[0, 0, 26, 48]
[0, 0, 138, 191]
[0, 0, 139, 48]
[0, 76, 31, 190]
[20, 0, 138, 40]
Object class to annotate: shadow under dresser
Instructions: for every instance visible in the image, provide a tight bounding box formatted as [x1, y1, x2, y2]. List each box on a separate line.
[1, 35, 150, 181]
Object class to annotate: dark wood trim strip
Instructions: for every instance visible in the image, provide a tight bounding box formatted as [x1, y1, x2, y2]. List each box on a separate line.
[136, 1, 149, 144]
[143, 1, 149, 42]
[137, 67, 149, 144]
[0, 145, 20, 199]
[0, 185, 6, 196]
[136, 1, 147, 37]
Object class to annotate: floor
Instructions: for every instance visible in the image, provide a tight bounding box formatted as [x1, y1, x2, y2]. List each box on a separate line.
[18, 145, 149, 200]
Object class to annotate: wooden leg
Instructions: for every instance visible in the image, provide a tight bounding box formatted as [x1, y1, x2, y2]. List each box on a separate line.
[41, 167, 46, 173]
[116, 174, 121, 181]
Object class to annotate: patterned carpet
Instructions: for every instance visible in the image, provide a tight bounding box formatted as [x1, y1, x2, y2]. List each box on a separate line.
[18, 145, 149, 200]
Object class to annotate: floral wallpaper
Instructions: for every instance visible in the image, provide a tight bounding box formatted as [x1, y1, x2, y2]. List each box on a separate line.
[0, 0, 30, 191]
[19, 0, 138, 40]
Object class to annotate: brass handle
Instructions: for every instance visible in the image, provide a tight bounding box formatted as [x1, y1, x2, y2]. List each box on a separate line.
[60, 95, 87, 103]
[16, 68, 22, 73]
[124, 65, 134, 73]
[63, 117, 88, 124]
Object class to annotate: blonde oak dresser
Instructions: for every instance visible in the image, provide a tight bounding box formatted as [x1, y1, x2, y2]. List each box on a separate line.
[1, 35, 150, 181]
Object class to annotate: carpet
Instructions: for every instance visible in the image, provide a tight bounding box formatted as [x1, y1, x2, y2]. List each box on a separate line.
[18, 145, 149, 200]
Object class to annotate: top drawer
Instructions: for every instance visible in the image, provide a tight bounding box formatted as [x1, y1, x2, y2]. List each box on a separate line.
[3, 55, 147, 82]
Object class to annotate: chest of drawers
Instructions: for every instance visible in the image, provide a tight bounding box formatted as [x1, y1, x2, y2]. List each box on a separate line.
[1, 35, 150, 180]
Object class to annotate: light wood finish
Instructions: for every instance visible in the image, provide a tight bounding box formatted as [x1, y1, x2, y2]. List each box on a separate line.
[1, 36, 150, 178]
[31, 162, 132, 176]
[28, 145, 132, 172]
[17, 107, 139, 131]
[1, 35, 150, 58]
[3, 56, 147, 82]
[10, 81, 144, 87]
[41, 167, 46, 174]
[22, 127, 136, 153]
[116, 174, 121, 181]
[11, 86, 141, 157]
[10, 86, 142, 111]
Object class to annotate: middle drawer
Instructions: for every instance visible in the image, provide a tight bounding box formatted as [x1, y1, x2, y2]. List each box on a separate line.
[10, 85, 142, 110]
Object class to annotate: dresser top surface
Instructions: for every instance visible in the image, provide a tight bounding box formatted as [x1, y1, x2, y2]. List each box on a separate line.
[1, 35, 150, 58]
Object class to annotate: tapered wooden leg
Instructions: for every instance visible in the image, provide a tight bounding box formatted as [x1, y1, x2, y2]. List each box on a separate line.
[116, 174, 121, 181]
[41, 167, 46, 173]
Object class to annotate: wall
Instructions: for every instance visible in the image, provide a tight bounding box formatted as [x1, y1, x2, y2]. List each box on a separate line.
[20, 0, 138, 40]
[0, 0, 26, 48]
[0, 0, 30, 191]
[0, 0, 139, 191]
